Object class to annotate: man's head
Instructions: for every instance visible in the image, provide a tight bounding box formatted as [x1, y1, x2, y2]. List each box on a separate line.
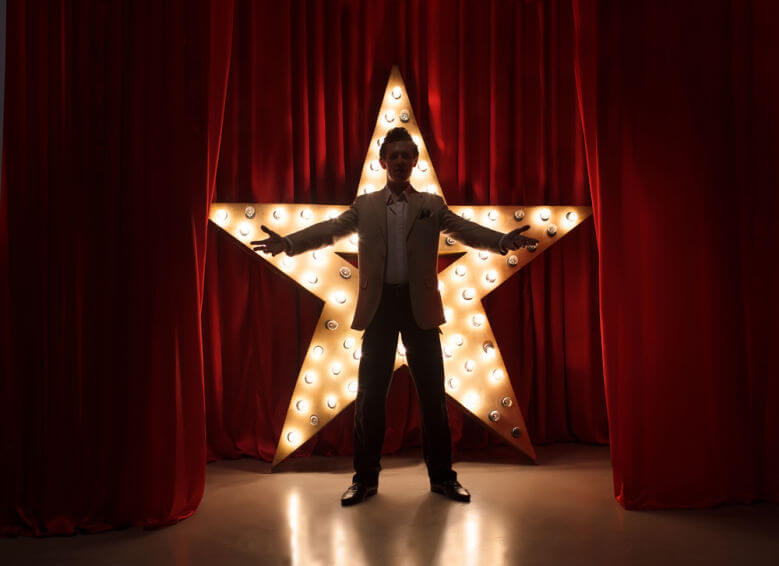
[379, 127, 419, 184]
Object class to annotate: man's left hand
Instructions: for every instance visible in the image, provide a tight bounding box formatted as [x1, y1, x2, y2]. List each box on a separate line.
[502, 225, 538, 250]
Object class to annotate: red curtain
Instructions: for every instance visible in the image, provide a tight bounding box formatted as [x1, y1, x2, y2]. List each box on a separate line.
[574, 0, 779, 508]
[1, 1, 234, 535]
[203, 0, 607, 464]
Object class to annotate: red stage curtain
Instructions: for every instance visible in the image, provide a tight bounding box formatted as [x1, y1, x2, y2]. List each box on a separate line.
[203, 0, 608, 464]
[0, 1, 234, 535]
[573, 0, 779, 508]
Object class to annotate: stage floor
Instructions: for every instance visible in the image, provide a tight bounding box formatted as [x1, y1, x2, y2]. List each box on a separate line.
[2, 444, 778, 565]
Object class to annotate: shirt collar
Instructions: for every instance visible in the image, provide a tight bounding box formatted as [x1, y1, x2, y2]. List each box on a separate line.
[386, 184, 412, 205]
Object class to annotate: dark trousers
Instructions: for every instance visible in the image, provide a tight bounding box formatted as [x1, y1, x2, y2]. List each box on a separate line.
[352, 283, 458, 486]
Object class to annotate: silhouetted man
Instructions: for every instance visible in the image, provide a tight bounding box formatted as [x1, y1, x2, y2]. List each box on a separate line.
[253, 127, 537, 506]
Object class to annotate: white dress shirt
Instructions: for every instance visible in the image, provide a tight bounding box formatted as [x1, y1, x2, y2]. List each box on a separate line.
[384, 187, 410, 284]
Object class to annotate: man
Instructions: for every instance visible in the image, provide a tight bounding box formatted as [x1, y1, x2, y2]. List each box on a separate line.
[252, 127, 537, 506]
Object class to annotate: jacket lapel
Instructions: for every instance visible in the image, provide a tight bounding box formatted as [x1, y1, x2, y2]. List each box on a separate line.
[374, 186, 389, 244]
[404, 187, 423, 240]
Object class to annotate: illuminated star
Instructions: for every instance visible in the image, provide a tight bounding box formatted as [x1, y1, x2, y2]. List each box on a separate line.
[209, 66, 592, 467]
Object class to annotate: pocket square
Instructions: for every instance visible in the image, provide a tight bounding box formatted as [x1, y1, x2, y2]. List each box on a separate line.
[420, 208, 432, 219]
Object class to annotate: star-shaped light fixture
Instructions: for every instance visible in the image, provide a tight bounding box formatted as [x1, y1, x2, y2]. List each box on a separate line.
[209, 67, 591, 467]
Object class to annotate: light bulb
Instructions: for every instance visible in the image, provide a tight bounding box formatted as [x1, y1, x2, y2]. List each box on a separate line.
[391, 86, 402, 99]
[425, 184, 437, 194]
[300, 208, 313, 220]
[487, 209, 498, 221]
[312, 345, 324, 359]
[384, 110, 396, 123]
[362, 184, 376, 194]
[447, 377, 460, 390]
[286, 430, 301, 444]
[334, 291, 347, 304]
[446, 237, 456, 246]
[295, 399, 309, 413]
[489, 410, 501, 422]
[326, 396, 337, 410]
[472, 314, 485, 327]
[331, 363, 342, 376]
[501, 396, 513, 407]
[349, 234, 359, 246]
[478, 251, 489, 261]
[514, 209, 525, 221]
[539, 208, 551, 221]
[353, 349, 362, 360]
[507, 255, 518, 267]
[311, 250, 321, 261]
[485, 270, 498, 283]
[462, 288, 475, 300]
[272, 208, 284, 221]
[244, 206, 256, 219]
[397, 343, 406, 356]
[305, 272, 318, 285]
[238, 222, 251, 237]
[339, 266, 352, 279]
[326, 209, 339, 219]
[511, 426, 522, 438]
[347, 380, 358, 394]
[399, 109, 410, 122]
[490, 368, 505, 382]
[303, 371, 316, 384]
[412, 135, 422, 146]
[527, 243, 538, 252]
[369, 160, 381, 172]
[454, 265, 466, 277]
[453, 334, 465, 347]
[482, 341, 495, 355]
[460, 208, 474, 220]
[281, 256, 296, 269]
[443, 345, 453, 358]
[417, 160, 429, 172]
[464, 360, 475, 372]
[215, 209, 229, 224]
[310, 415, 320, 426]
[376, 136, 385, 147]
[438, 280, 444, 292]
[565, 211, 578, 223]
[464, 391, 481, 410]
[343, 337, 355, 349]
[325, 320, 338, 330]
[546, 224, 558, 236]
[444, 308, 454, 322]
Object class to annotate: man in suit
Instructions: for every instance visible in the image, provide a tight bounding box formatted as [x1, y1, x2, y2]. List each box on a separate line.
[252, 127, 537, 506]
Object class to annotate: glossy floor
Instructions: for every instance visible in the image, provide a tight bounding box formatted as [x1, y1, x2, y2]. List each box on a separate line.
[2, 444, 778, 566]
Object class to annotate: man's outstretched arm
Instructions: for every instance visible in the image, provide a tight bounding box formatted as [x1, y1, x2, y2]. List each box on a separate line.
[251, 203, 359, 256]
[438, 205, 538, 255]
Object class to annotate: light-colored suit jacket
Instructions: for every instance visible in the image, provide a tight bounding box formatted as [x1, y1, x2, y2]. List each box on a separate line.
[286, 186, 507, 330]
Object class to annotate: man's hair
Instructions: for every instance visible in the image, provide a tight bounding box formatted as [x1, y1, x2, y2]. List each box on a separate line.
[379, 127, 419, 160]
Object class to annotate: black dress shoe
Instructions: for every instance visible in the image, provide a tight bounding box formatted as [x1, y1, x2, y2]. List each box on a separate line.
[430, 479, 471, 502]
[340, 482, 378, 507]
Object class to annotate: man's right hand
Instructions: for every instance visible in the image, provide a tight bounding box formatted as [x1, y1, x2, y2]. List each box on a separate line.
[251, 225, 290, 256]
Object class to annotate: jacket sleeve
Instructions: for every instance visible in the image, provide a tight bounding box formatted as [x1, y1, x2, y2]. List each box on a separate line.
[437, 201, 507, 255]
[285, 201, 359, 256]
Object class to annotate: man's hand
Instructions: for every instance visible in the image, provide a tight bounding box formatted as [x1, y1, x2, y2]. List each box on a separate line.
[251, 225, 290, 256]
[502, 225, 538, 251]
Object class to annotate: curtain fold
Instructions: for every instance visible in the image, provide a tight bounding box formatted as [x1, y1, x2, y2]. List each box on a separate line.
[0, 0, 234, 535]
[573, 0, 779, 508]
[203, 0, 607, 464]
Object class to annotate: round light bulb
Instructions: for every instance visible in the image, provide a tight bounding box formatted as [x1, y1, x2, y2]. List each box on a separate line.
[331, 363, 342, 376]
[501, 396, 513, 407]
[412, 135, 422, 146]
[310, 415, 320, 426]
[447, 377, 460, 390]
[300, 208, 313, 220]
[397, 343, 406, 356]
[295, 399, 309, 413]
[487, 209, 498, 221]
[369, 160, 381, 172]
[425, 184, 437, 194]
[478, 251, 489, 261]
[453, 335, 465, 347]
[312, 345, 324, 358]
[326, 396, 338, 410]
[443, 346, 453, 358]
[485, 270, 498, 283]
[460, 208, 474, 220]
[490, 368, 505, 382]
[464, 392, 481, 410]
[489, 410, 501, 423]
[482, 341, 495, 355]
[339, 266, 352, 279]
[566, 211, 578, 223]
[215, 209, 229, 224]
[444, 308, 454, 322]
[286, 430, 301, 444]
[281, 256, 295, 269]
[272, 208, 283, 221]
[384, 110, 396, 123]
[325, 319, 338, 330]
[347, 381, 358, 394]
[238, 222, 251, 237]
[349, 234, 359, 246]
[326, 209, 339, 219]
[376, 136, 385, 148]
[343, 337, 355, 349]
[454, 265, 466, 277]
[445, 236, 456, 246]
[334, 291, 347, 304]
[464, 360, 475, 372]
[417, 160, 429, 172]
[438, 280, 444, 292]
[399, 109, 410, 123]
[305, 272, 318, 285]
[472, 314, 485, 327]
[362, 184, 376, 194]
[244, 206, 256, 219]
[507, 255, 519, 267]
[303, 371, 315, 384]
[546, 224, 558, 236]
[514, 209, 525, 221]
[462, 288, 475, 301]
[353, 348, 362, 360]
[539, 208, 551, 221]
[391, 86, 402, 99]
[511, 426, 522, 438]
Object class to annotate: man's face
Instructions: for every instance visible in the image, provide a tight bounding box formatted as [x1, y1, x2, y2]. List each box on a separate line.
[380, 140, 419, 184]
